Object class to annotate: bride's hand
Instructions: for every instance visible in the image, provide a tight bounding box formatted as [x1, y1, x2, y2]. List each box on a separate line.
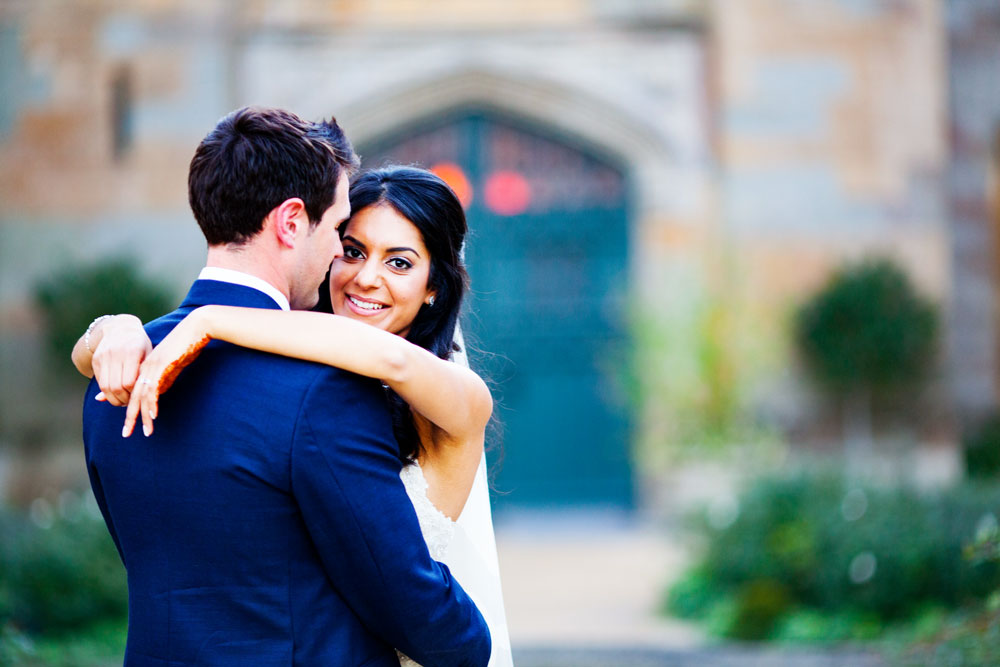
[123, 308, 213, 438]
[92, 315, 152, 406]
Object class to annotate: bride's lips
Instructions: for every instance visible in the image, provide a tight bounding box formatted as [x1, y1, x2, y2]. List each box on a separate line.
[344, 293, 388, 316]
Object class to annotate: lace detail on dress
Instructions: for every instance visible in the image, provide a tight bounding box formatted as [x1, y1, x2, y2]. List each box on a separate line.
[397, 462, 457, 667]
[399, 462, 455, 561]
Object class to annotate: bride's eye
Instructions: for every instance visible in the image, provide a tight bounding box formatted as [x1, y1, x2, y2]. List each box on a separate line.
[343, 246, 364, 260]
[388, 257, 413, 270]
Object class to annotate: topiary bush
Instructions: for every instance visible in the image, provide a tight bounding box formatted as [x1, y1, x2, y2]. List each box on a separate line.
[794, 258, 937, 398]
[33, 257, 176, 377]
[666, 472, 1000, 641]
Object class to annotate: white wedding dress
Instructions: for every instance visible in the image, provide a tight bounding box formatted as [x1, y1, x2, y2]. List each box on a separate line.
[396, 329, 513, 667]
[397, 458, 513, 667]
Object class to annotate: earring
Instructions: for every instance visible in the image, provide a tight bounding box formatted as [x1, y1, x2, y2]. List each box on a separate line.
[427, 296, 435, 306]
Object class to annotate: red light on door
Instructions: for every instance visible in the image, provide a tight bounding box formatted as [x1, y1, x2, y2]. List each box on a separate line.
[484, 170, 531, 216]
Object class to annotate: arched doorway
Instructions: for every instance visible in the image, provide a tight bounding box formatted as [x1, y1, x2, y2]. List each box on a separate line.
[361, 108, 633, 512]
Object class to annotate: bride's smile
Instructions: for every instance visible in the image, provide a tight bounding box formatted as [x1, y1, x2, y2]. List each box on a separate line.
[346, 294, 386, 310]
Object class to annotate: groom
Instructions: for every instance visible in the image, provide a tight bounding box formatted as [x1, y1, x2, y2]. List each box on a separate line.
[82, 107, 491, 666]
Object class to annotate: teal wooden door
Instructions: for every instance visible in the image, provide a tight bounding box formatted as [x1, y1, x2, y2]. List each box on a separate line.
[361, 110, 632, 512]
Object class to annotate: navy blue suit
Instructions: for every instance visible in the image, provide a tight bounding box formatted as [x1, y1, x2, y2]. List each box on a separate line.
[83, 280, 491, 666]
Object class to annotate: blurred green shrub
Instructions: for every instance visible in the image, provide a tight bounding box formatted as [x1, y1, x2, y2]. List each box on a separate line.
[0, 498, 127, 637]
[1, 619, 128, 667]
[888, 515, 1000, 664]
[33, 257, 175, 376]
[964, 414, 1000, 480]
[628, 290, 781, 465]
[794, 258, 937, 397]
[666, 473, 1000, 641]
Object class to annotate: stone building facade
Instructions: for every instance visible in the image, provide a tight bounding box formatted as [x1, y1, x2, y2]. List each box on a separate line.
[946, 0, 1000, 426]
[0, 0, 995, 506]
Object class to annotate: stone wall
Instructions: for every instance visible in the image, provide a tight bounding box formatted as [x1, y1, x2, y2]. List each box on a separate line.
[711, 0, 951, 444]
[946, 0, 1000, 426]
[0, 0, 981, 498]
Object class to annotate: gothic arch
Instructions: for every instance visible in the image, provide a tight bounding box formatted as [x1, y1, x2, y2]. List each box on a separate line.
[324, 67, 677, 217]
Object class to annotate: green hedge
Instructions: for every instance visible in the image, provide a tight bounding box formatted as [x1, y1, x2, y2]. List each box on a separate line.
[666, 473, 1000, 641]
[0, 497, 127, 637]
[965, 414, 1000, 480]
[33, 257, 175, 378]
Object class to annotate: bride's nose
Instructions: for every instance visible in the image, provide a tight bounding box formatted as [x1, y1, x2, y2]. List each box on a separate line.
[354, 259, 382, 288]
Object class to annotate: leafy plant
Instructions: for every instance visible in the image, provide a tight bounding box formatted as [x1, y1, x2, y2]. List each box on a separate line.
[964, 414, 1000, 480]
[629, 289, 781, 465]
[886, 516, 1000, 665]
[0, 497, 127, 636]
[1, 619, 128, 667]
[33, 257, 175, 377]
[666, 472, 1000, 641]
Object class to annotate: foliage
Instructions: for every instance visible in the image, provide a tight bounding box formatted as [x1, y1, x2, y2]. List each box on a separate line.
[2, 620, 127, 667]
[886, 522, 1000, 665]
[628, 288, 781, 464]
[0, 497, 128, 637]
[891, 611, 1000, 667]
[964, 413, 1000, 480]
[665, 472, 1000, 641]
[33, 257, 175, 377]
[794, 258, 937, 397]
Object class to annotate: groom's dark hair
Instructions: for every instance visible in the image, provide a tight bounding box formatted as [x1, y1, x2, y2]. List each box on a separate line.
[188, 106, 359, 245]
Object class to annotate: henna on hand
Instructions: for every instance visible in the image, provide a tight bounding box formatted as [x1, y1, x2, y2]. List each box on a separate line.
[156, 333, 211, 395]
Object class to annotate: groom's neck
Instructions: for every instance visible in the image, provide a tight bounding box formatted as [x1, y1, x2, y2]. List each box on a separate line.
[205, 244, 290, 302]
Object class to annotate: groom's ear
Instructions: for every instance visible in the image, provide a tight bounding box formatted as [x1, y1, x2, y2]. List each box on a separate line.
[271, 198, 308, 249]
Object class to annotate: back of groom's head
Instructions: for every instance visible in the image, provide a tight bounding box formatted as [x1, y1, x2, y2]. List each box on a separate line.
[188, 106, 359, 246]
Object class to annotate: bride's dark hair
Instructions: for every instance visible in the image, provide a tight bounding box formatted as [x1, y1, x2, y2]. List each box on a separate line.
[315, 165, 469, 462]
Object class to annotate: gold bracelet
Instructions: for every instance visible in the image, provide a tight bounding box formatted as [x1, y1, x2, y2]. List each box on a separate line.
[84, 315, 115, 353]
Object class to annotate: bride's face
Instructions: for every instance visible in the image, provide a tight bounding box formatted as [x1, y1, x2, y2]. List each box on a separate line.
[328, 204, 436, 337]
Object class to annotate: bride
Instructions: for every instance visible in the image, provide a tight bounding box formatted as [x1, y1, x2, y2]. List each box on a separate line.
[73, 166, 514, 667]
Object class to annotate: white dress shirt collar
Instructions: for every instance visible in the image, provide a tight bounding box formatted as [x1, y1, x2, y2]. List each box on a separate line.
[198, 267, 290, 311]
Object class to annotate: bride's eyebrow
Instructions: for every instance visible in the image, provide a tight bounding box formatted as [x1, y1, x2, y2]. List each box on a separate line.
[343, 235, 419, 258]
[387, 246, 420, 257]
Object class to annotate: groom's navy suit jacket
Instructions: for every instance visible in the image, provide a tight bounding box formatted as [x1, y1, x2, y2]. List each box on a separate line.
[83, 280, 490, 666]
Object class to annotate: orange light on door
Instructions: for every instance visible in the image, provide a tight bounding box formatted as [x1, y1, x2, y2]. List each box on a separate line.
[430, 162, 473, 208]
